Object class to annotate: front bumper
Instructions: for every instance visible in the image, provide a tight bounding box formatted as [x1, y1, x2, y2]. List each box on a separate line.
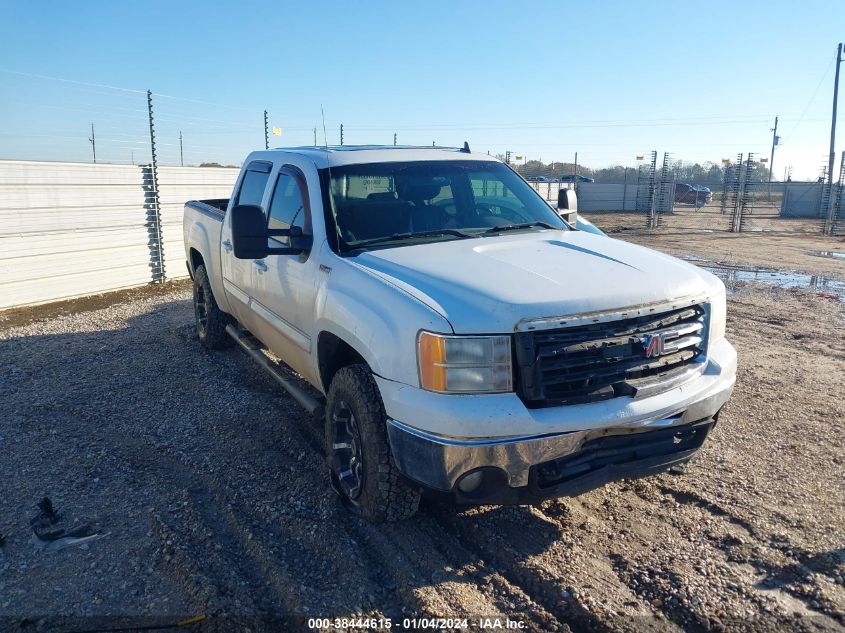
[380, 339, 736, 503]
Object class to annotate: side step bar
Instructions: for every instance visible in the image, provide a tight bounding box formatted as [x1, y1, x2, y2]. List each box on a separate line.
[225, 324, 323, 416]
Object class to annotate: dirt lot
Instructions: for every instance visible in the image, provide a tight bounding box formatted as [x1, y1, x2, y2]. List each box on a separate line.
[1, 221, 844, 632]
[588, 206, 845, 279]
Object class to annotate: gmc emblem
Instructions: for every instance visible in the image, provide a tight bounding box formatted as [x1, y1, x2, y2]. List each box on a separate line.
[642, 333, 665, 358]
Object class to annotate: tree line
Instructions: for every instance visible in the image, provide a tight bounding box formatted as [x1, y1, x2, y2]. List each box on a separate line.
[511, 159, 771, 184]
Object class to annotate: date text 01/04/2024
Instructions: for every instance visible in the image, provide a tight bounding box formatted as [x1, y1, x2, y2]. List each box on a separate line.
[306, 617, 527, 630]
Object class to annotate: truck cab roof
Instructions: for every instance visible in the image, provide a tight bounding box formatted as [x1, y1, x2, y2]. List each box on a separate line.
[248, 145, 499, 169]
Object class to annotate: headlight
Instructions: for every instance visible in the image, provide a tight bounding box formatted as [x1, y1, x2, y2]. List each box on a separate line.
[417, 331, 513, 393]
[709, 289, 726, 346]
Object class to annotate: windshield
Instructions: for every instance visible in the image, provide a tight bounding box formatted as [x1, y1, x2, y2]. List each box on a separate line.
[326, 160, 568, 251]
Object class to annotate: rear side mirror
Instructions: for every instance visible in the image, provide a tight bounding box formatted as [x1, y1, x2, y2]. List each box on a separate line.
[231, 204, 269, 259]
[557, 188, 578, 225]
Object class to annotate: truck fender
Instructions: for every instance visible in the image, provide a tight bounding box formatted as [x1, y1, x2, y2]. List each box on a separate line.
[313, 262, 452, 390]
[186, 220, 232, 314]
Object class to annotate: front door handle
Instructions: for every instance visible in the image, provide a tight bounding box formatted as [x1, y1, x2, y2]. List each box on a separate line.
[253, 259, 268, 273]
[222, 240, 233, 252]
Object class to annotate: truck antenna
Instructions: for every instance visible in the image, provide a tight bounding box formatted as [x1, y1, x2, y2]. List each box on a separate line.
[320, 104, 329, 152]
[321, 105, 341, 244]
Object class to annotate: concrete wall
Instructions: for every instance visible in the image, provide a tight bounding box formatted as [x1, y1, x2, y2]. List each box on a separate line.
[0, 160, 238, 310]
[780, 183, 824, 218]
[528, 181, 570, 202]
[575, 183, 642, 212]
[156, 165, 239, 279]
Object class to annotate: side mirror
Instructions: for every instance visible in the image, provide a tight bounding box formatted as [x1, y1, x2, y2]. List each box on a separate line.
[557, 188, 578, 225]
[230, 204, 313, 259]
[231, 204, 269, 259]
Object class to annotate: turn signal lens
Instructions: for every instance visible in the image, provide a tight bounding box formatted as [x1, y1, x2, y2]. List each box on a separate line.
[417, 332, 513, 394]
[709, 289, 726, 346]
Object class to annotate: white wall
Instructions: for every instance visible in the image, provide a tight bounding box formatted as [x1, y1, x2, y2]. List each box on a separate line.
[156, 165, 239, 279]
[0, 160, 238, 310]
[576, 183, 642, 212]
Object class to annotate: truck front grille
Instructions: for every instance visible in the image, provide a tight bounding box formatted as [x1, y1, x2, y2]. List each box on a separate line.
[514, 304, 707, 408]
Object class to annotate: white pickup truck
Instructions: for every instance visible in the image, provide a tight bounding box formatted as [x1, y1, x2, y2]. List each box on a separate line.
[183, 145, 736, 522]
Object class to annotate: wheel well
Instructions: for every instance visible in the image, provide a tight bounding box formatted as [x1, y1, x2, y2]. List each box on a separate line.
[318, 332, 368, 392]
[189, 248, 204, 277]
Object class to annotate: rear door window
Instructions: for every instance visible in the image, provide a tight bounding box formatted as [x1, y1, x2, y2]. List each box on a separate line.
[234, 161, 272, 207]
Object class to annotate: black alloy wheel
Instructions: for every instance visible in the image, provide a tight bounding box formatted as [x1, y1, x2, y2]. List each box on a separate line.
[329, 399, 364, 500]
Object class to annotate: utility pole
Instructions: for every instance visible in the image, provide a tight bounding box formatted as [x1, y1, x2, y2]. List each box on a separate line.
[340, 124, 344, 146]
[573, 152, 578, 191]
[824, 43, 842, 234]
[768, 116, 778, 183]
[89, 123, 96, 163]
[263, 110, 269, 150]
[393, 133, 397, 146]
[313, 127, 317, 146]
[179, 130, 184, 167]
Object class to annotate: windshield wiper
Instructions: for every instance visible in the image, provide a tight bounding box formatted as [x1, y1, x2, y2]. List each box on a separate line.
[349, 229, 476, 250]
[482, 221, 557, 234]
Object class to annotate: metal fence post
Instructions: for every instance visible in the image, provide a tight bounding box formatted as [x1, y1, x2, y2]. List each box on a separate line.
[622, 167, 628, 211]
[147, 89, 165, 282]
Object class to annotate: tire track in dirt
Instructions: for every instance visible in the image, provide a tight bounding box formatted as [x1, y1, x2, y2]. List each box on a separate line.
[425, 503, 616, 631]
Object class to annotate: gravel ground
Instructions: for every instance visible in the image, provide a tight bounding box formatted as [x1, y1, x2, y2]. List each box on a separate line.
[1, 241, 844, 631]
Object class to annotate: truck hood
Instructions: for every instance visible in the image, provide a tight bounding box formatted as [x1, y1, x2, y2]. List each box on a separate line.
[349, 230, 720, 333]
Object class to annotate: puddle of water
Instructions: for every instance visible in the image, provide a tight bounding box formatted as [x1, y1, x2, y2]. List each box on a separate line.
[699, 264, 845, 301]
[808, 250, 845, 260]
[681, 255, 845, 300]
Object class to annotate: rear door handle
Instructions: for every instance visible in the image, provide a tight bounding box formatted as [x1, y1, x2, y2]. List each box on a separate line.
[253, 259, 268, 273]
[222, 240, 233, 252]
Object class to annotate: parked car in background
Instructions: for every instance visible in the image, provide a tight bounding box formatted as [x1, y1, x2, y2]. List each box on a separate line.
[675, 183, 713, 206]
[525, 176, 553, 182]
[558, 174, 595, 183]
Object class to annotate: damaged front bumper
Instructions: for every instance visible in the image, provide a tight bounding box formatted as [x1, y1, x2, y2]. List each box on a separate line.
[381, 339, 736, 504]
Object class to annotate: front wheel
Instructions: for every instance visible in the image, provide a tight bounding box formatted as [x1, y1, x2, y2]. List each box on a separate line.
[325, 365, 421, 522]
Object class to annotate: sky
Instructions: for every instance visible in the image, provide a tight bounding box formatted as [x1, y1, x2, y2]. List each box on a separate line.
[0, 0, 843, 179]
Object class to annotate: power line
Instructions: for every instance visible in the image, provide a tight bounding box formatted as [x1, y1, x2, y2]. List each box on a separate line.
[0, 68, 145, 93]
[782, 54, 837, 143]
[0, 68, 263, 114]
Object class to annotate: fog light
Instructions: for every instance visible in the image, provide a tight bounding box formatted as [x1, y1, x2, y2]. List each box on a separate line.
[457, 471, 484, 493]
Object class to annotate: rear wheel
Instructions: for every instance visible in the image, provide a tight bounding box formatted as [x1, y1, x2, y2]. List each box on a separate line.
[325, 365, 420, 522]
[193, 264, 232, 350]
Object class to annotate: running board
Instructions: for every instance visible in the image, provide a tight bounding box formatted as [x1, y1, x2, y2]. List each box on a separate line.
[225, 324, 323, 416]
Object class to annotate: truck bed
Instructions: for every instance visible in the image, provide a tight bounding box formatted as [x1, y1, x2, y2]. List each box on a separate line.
[186, 199, 229, 221]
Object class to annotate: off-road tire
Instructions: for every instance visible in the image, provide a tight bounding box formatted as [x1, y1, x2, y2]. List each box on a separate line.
[325, 364, 421, 522]
[193, 264, 232, 350]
